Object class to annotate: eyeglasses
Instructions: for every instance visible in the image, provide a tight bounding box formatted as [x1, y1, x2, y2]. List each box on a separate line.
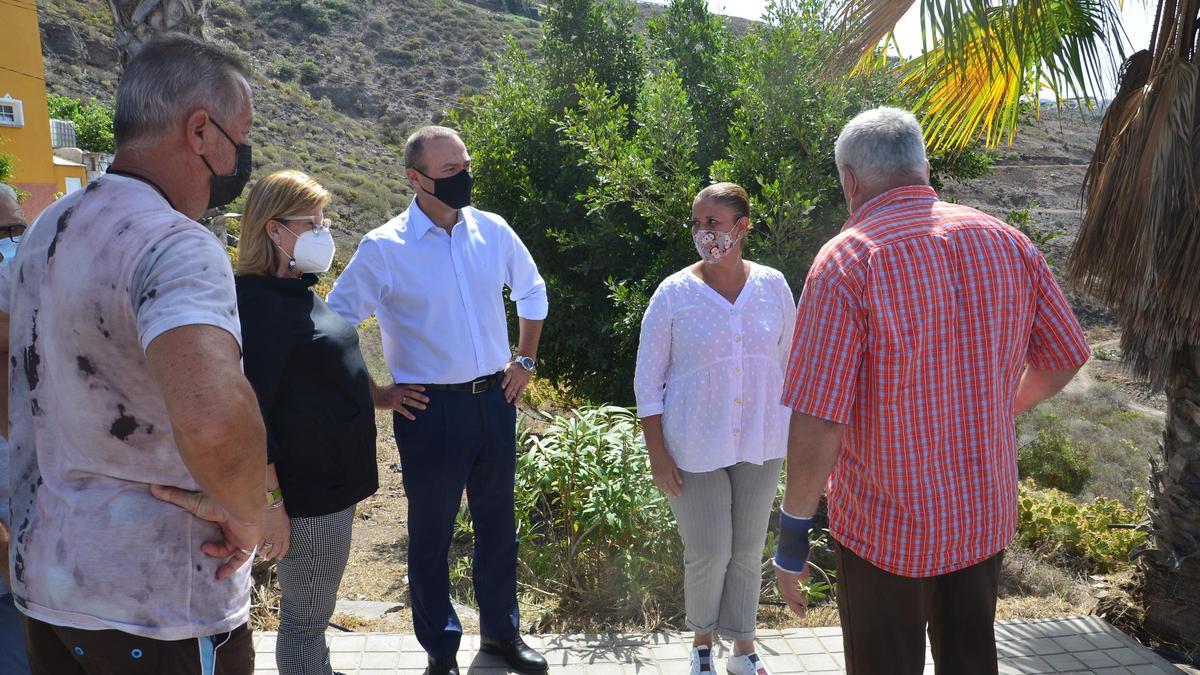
[0, 225, 24, 242]
[275, 216, 332, 234]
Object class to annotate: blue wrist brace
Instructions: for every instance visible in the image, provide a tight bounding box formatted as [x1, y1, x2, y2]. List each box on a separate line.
[774, 511, 812, 573]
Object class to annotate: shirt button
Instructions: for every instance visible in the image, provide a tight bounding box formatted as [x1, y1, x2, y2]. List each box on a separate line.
[734, 367, 742, 374]
[734, 334, 742, 342]
[734, 398, 742, 405]
[734, 428, 741, 435]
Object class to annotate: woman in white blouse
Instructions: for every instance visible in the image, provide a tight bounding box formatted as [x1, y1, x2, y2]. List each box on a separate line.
[635, 183, 796, 675]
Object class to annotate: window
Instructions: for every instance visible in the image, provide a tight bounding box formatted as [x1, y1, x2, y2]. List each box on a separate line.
[0, 94, 24, 128]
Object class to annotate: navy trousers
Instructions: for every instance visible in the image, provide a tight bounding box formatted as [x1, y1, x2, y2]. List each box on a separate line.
[394, 383, 520, 659]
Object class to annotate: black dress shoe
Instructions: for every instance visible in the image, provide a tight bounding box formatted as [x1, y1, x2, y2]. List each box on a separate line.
[480, 635, 548, 672]
[424, 656, 460, 675]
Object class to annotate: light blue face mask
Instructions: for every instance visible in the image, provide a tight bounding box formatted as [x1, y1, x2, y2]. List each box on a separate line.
[0, 236, 20, 267]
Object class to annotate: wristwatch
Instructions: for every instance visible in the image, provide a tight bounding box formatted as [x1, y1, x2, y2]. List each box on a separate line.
[512, 355, 537, 373]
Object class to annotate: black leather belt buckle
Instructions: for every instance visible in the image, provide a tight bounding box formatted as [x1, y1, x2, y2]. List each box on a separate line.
[471, 378, 489, 394]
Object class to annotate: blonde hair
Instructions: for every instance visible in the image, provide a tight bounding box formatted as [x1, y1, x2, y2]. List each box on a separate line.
[236, 170, 331, 277]
[694, 182, 751, 225]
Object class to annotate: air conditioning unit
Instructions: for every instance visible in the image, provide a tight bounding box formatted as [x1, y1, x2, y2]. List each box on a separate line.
[50, 119, 78, 149]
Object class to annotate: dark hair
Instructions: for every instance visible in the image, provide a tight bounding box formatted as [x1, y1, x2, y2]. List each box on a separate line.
[694, 182, 751, 221]
[113, 33, 250, 147]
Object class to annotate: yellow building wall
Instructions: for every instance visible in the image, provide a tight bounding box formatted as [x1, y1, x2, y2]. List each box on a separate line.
[0, 0, 65, 217]
[53, 162, 88, 194]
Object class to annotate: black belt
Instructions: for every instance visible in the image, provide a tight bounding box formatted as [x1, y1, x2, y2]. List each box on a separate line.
[425, 372, 503, 394]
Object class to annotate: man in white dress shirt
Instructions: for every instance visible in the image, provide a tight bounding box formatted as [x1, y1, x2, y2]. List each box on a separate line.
[327, 126, 548, 675]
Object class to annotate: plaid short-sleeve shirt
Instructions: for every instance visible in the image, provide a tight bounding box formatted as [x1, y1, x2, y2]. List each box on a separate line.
[782, 186, 1089, 577]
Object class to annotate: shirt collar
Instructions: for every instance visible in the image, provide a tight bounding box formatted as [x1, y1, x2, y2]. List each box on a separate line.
[844, 185, 939, 231]
[406, 197, 468, 239]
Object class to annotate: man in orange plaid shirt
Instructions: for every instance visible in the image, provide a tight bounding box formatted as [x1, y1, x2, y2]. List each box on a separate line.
[772, 107, 1090, 674]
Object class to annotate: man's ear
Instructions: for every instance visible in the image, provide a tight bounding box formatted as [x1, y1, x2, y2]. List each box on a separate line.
[185, 109, 211, 156]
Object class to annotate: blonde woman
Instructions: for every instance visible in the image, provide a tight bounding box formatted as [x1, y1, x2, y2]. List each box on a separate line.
[236, 170, 378, 675]
[634, 183, 796, 675]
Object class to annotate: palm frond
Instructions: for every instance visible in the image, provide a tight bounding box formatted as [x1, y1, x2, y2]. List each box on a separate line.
[1068, 0, 1200, 386]
[830, 0, 1123, 150]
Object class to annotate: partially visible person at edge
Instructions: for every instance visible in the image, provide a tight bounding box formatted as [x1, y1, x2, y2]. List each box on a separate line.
[0, 34, 267, 674]
[772, 107, 1090, 675]
[326, 126, 548, 675]
[234, 170, 379, 675]
[0, 183, 31, 675]
[635, 183, 796, 675]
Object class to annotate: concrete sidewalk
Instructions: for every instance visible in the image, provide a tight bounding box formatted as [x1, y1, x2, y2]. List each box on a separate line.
[251, 616, 1183, 674]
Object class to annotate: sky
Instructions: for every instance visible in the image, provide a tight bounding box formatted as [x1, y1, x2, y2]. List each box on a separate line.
[644, 0, 1157, 96]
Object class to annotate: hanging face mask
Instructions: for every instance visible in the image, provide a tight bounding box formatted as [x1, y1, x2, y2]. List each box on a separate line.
[413, 167, 473, 209]
[200, 118, 253, 210]
[692, 222, 743, 262]
[275, 220, 336, 274]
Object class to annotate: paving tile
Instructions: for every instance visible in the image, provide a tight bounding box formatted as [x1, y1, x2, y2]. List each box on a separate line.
[1106, 648, 1154, 666]
[1091, 668, 1133, 674]
[1042, 652, 1086, 672]
[359, 650, 400, 669]
[785, 636, 827, 655]
[649, 643, 691, 661]
[399, 649, 432, 668]
[364, 634, 403, 652]
[799, 652, 840, 672]
[1002, 637, 1066, 656]
[817, 636, 844, 653]
[1075, 650, 1121, 669]
[586, 663, 626, 675]
[756, 637, 794, 655]
[1086, 632, 1128, 650]
[257, 635, 277, 652]
[760, 654, 805, 673]
[330, 635, 367, 652]
[1053, 635, 1097, 653]
[329, 650, 361, 670]
[998, 655, 1052, 674]
[1128, 658, 1176, 667]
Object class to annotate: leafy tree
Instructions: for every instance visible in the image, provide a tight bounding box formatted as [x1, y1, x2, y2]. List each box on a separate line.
[646, 0, 739, 168]
[46, 95, 115, 154]
[455, 0, 991, 404]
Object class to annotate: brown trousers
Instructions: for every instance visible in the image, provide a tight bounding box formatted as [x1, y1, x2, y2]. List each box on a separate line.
[834, 540, 1003, 675]
[21, 615, 254, 675]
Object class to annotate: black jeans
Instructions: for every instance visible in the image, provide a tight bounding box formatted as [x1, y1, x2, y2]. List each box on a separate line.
[394, 383, 520, 659]
[834, 540, 1003, 675]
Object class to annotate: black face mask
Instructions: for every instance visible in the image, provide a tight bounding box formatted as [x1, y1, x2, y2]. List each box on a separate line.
[200, 118, 252, 210]
[414, 167, 473, 209]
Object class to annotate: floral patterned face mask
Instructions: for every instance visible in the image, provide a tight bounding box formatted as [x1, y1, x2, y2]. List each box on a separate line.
[692, 225, 743, 262]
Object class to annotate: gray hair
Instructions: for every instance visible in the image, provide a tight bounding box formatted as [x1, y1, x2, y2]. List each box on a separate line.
[403, 126, 461, 172]
[0, 184, 17, 203]
[113, 33, 250, 148]
[834, 107, 928, 185]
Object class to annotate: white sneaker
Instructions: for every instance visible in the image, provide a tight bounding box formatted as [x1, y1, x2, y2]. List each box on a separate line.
[689, 645, 715, 675]
[727, 652, 770, 675]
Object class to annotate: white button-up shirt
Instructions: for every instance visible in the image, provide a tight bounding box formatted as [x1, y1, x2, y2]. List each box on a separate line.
[634, 263, 796, 473]
[327, 198, 548, 385]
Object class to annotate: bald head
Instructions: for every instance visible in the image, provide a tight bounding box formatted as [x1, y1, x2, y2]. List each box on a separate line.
[0, 184, 26, 230]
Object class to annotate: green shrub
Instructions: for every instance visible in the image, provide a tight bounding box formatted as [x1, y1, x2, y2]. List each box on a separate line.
[1018, 427, 1093, 495]
[505, 406, 683, 623]
[1016, 482, 1147, 574]
[298, 59, 321, 84]
[451, 405, 836, 628]
[271, 59, 298, 81]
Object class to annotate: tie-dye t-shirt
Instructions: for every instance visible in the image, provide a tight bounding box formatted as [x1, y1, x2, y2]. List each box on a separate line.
[0, 174, 250, 640]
